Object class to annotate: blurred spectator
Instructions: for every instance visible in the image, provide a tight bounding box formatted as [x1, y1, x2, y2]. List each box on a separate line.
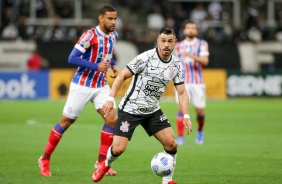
[17, 15, 28, 40]
[190, 4, 208, 28]
[2, 21, 18, 40]
[42, 16, 66, 41]
[147, 3, 165, 30]
[208, 0, 222, 20]
[67, 25, 85, 42]
[54, 0, 73, 18]
[35, 0, 47, 18]
[27, 49, 49, 71]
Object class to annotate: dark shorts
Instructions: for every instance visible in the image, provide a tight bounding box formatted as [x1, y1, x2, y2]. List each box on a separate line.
[114, 108, 171, 140]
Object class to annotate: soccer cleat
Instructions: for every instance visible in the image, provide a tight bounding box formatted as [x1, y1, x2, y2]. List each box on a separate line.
[38, 156, 51, 176]
[176, 136, 184, 145]
[94, 161, 116, 175]
[195, 131, 204, 144]
[92, 161, 110, 182]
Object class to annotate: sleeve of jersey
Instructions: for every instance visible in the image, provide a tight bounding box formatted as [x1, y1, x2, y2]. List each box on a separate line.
[199, 40, 209, 56]
[126, 53, 146, 75]
[68, 47, 98, 71]
[110, 58, 116, 66]
[173, 60, 185, 85]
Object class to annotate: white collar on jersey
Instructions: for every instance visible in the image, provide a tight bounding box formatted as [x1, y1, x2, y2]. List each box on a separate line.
[96, 25, 110, 37]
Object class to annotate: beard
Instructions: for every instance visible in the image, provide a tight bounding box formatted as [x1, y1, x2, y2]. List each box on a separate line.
[103, 24, 114, 33]
[186, 33, 196, 39]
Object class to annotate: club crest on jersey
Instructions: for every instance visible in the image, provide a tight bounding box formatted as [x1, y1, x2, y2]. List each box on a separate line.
[120, 121, 130, 132]
[169, 67, 176, 78]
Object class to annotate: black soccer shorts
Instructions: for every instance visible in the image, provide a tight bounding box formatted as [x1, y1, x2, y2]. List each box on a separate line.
[114, 108, 171, 140]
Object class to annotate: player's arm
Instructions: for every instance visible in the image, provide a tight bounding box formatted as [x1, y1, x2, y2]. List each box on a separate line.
[175, 84, 193, 134]
[68, 48, 110, 71]
[102, 67, 133, 117]
[185, 52, 209, 66]
[110, 58, 119, 78]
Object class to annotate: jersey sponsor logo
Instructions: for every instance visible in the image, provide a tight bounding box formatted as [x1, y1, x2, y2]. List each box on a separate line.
[120, 121, 130, 132]
[144, 78, 164, 99]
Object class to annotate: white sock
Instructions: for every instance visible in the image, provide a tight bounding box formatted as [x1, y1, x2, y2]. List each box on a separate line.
[162, 151, 177, 184]
[105, 146, 119, 167]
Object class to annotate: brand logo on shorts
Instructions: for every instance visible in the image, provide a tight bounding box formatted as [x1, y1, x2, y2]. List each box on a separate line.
[120, 121, 130, 132]
[160, 114, 167, 122]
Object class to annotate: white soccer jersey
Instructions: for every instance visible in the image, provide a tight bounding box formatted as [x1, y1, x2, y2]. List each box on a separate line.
[119, 48, 184, 115]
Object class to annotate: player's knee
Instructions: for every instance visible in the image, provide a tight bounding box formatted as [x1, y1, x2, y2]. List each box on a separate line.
[105, 116, 117, 126]
[112, 146, 125, 156]
[60, 116, 75, 129]
[164, 140, 178, 152]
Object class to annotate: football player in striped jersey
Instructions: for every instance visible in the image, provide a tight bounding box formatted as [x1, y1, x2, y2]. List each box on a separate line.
[38, 5, 119, 177]
[175, 20, 209, 145]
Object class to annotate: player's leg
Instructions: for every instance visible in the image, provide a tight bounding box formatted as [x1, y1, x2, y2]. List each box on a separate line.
[38, 83, 90, 176]
[191, 84, 206, 144]
[143, 109, 178, 184]
[93, 85, 117, 175]
[154, 127, 178, 184]
[175, 85, 190, 145]
[92, 109, 137, 182]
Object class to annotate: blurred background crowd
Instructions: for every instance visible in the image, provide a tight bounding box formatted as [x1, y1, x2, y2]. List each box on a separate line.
[2, 0, 282, 44]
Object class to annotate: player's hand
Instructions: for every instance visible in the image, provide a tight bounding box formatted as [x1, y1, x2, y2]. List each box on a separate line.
[110, 65, 119, 78]
[98, 60, 110, 72]
[183, 118, 193, 134]
[184, 52, 193, 58]
[102, 101, 114, 117]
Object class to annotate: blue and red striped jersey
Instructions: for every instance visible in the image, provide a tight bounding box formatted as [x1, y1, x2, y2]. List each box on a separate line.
[176, 38, 209, 84]
[71, 26, 118, 88]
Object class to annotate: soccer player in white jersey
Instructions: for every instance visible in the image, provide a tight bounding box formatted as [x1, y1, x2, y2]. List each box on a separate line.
[175, 20, 209, 145]
[92, 27, 193, 184]
[38, 5, 119, 177]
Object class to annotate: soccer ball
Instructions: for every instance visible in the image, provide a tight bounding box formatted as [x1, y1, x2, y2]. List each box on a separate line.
[151, 152, 175, 176]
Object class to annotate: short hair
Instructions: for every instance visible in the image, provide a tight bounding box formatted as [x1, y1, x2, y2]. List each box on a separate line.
[159, 27, 176, 36]
[99, 5, 116, 16]
[182, 20, 198, 29]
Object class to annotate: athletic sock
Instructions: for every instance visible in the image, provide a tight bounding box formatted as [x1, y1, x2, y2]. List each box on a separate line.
[98, 124, 114, 162]
[42, 123, 65, 160]
[105, 146, 119, 167]
[162, 149, 177, 184]
[176, 111, 184, 137]
[197, 115, 205, 131]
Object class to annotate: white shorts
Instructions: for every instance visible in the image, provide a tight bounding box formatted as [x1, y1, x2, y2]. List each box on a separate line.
[175, 84, 206, 108]
[63, 82, 116, 119]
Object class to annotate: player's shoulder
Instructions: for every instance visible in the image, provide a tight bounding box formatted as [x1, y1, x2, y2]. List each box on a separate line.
[198, 38, 208, 45]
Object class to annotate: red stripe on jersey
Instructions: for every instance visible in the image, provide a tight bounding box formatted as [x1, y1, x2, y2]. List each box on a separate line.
[79, 69, 90, 86]
[193, 59, 198, 83]
[185, 63, 190, 83]
[91, 71, 101, 88]
[89, 28, 99, 63]
[103, 37, 109, 58]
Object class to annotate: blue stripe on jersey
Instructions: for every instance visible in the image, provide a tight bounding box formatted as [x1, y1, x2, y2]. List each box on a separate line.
[72, 67, 83, 83]
[198, 64, 203, 83]
[189, 62, 194, 83]
[96, 72, 104, 87]
[85, 70, 95, 86]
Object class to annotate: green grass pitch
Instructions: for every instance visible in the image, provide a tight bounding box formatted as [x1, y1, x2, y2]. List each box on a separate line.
[0, 98, 281, 184]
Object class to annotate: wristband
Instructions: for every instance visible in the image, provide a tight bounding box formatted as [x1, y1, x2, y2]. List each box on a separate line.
[107, 96, 115, 102]
[183, 114, 190, 119]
